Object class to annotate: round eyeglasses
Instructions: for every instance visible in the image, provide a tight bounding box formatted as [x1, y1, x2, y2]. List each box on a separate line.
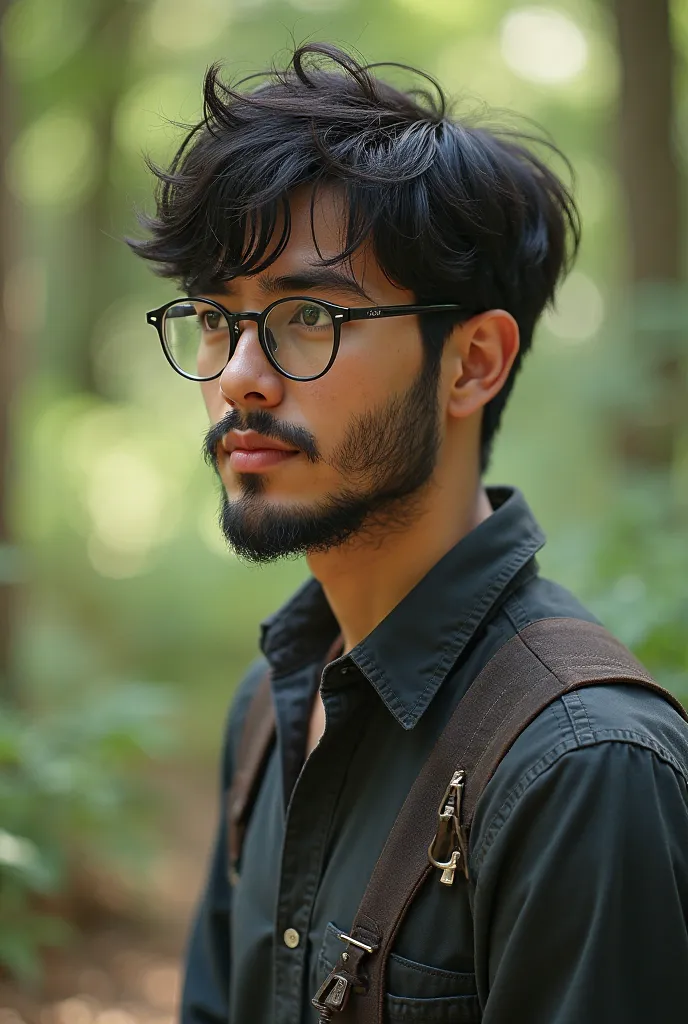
[146, 295, 465, 383]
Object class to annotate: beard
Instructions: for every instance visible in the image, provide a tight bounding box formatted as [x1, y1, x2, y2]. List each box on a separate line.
[203, 351, 442, 563]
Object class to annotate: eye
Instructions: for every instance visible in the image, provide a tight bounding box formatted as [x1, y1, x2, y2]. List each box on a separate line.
[200, 309, 224, 331]
[292, 303, 329, 328]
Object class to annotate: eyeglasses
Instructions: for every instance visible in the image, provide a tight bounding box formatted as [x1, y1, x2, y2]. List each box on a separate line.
[145, 295, 464, 382]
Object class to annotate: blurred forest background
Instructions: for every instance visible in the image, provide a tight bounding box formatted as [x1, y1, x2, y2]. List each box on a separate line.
[1, 0, 687, 1019]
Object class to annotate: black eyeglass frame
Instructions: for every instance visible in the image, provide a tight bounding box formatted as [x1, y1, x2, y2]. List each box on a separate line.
[146, 296, 466, 383]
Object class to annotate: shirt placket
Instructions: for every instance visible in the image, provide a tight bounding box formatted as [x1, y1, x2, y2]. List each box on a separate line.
[272, 662, 365, 1024]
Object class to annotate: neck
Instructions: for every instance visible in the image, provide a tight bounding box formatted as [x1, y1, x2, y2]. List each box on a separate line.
[307, 474, 493, 653]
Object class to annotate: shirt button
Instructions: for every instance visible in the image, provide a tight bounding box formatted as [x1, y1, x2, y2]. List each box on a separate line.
[283, 927, 300, 949]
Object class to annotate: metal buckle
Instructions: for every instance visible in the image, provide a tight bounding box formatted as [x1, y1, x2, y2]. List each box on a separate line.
[337, 931, 375, 954]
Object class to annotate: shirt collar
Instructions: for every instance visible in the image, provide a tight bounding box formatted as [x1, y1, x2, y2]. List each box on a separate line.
[261, 486, 545, 728]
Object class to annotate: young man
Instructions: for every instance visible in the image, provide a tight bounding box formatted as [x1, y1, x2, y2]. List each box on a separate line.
[132, 44, 688, 1024]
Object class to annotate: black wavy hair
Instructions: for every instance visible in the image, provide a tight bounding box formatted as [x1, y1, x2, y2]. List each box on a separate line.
[129, 43, 581, 471]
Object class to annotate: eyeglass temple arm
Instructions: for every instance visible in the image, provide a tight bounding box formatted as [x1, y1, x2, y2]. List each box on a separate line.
[347, 304, 464, 322]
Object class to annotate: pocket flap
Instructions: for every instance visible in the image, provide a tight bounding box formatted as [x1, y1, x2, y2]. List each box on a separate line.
[317, 922, 480, 1020]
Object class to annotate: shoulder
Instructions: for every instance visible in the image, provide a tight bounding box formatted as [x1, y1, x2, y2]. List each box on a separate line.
[470, 576, 688, 871]
[470, 679, 688, 874]
[500, 570, 600, 633]
[495, 571, 688, 778]
[492, 680, 688, 799]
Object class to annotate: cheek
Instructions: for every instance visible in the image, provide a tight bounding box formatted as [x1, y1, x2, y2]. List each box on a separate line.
[332, 322, 423, 399]
[200, 380, 222, 419]
[297, 329, 421, 444]
[301, 363, 374, 430]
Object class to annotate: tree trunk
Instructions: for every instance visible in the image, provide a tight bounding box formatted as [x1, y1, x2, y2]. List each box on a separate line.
[613, 0, 685, 469]
[0, 0, 18, 699]
[66, 0, 136, 395]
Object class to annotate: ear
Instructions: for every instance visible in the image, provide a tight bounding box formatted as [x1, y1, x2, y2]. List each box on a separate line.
[443, 310, 520, 421]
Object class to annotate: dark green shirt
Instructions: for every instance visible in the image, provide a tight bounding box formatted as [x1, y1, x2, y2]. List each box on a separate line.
[182, 487, 688, 1023]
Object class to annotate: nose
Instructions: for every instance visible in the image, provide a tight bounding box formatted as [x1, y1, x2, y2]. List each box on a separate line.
[218, 320, 284, 408]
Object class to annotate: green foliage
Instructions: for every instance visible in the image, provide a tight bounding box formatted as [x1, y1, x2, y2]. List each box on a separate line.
[542, 480, 688, 705]
[0, 679, 176, 984]
[2, 0, 687, 988]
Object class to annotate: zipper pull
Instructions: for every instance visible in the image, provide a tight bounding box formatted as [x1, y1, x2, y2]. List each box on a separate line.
[311, 931, 377, 1022]
[312, 969, 352, 1022]
[428, 769, 467, 885]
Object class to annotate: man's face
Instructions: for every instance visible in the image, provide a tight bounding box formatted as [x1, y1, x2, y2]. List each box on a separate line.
[200, 186, 444, 562]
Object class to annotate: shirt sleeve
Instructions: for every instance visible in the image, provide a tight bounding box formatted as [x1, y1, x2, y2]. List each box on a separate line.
[181, 660, 267, 1024]
[472, 740, 688, 1023]
[180, 800, 232, 1024]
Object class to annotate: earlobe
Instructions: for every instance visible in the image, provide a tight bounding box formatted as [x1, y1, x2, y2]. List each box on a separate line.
[446, 310, 520, 420]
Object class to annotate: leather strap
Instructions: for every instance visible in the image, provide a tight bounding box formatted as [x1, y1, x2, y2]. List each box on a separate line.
[334, 617, 687, 1023]
[227, 668, 275, 884]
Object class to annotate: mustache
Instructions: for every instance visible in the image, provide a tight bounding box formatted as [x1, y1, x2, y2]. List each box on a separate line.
[202, 408, 321, 467]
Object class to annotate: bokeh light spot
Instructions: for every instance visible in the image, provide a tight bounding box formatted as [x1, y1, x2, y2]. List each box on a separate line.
[8, 109, 97, 208]
[139, 963, 180, 1011]
[114, 74, 200, 162]
[545, 271, 605, 342]
[53, 999, 96, 1024]
[0, 1012, 26, 1024]
[393, 0, 474, 25]
[93, 1012, 136, 1024]
[0, 829, 39, 871]
[86, 449, 169, 558]
[500, 7, 588, 84]
[1, 0, 93, 79]
[287, 0, 346, 9]
[145, 0, 232, 51]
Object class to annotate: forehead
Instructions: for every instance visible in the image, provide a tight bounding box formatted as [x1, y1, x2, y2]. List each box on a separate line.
[282, 183, 348, 254]
[206, 184, 397, 299]
[244, 184, 404, 300]
[200, 183, 412, 304]
[267, 184, 367, 289]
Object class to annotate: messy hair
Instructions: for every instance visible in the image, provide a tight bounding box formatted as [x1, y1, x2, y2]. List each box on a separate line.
[129, 43, 580, 470]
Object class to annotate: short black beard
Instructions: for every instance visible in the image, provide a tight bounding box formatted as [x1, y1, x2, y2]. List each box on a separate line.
[203, 351, 442, 563]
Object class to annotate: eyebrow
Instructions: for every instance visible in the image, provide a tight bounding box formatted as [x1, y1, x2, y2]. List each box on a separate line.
[222, 268, 373, 304]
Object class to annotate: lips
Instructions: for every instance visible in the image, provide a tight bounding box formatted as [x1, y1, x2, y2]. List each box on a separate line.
[220, 430, 300, 473]
[221, 430, 299, 455]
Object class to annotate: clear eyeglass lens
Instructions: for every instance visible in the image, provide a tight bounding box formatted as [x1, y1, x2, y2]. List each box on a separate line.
[264, 299, 335, 378]
[163, 300, 231, 379]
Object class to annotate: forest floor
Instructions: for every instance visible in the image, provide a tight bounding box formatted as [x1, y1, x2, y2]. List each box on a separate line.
[0, 766, 217, 1024]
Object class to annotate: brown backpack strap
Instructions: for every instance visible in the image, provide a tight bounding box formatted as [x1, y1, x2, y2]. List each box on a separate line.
[313, 617, 687, 1023]
[227, 668, 276, 884]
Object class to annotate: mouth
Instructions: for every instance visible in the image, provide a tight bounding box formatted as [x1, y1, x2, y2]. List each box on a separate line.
[227, 448, 299, 472]
[221, 430, 300, 474]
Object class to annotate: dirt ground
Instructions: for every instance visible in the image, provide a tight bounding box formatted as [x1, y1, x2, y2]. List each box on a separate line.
[0, 928, 184, 1024]
[0, 768, 218, 1024]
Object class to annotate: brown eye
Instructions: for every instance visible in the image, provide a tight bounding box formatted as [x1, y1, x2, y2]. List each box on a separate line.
[292, 303, 328, 328]
[302, 306, 320, 326]
[202, 310, 223, 331]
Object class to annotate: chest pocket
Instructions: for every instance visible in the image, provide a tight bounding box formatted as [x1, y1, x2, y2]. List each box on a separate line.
[318, 922, 481, 1022]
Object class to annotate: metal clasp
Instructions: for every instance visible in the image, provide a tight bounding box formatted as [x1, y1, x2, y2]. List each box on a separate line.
[337, 931, 375, 954]
[428, 769, 468, 885]
[311, 932, 378, 1022]
[312, 972, 353, 1021]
